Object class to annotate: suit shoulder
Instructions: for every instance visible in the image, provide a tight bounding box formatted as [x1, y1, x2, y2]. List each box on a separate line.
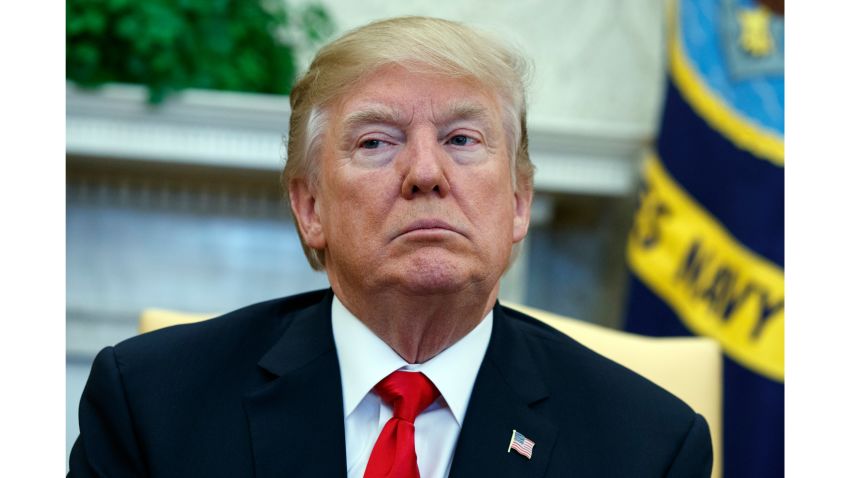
[111, 289, 330, 367]
[500, 305, 698, 420]
[483, 305, 712, 476]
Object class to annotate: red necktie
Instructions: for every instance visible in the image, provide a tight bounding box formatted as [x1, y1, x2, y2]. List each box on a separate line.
[363, 371, 440, 478]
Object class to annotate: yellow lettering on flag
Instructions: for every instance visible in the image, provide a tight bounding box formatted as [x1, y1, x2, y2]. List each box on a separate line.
[628, 153, 784, 381]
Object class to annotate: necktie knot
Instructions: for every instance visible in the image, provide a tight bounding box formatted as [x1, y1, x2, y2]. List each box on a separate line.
[373, 371, 440, 422]
[365, 371, 440, 478]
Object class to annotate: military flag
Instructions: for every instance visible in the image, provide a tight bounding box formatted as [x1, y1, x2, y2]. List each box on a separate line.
[624, 0, 784, 477]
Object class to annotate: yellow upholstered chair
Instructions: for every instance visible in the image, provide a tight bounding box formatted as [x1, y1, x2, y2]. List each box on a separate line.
[139, 304, 723, 477]
[138, 308, 216, 334]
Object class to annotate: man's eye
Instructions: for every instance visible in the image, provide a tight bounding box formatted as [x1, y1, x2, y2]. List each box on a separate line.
[449, 135, 474, 146]
[361, 139, 383, 149]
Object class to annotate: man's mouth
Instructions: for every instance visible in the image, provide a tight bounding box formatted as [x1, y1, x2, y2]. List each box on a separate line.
[395, 219, 464, 239]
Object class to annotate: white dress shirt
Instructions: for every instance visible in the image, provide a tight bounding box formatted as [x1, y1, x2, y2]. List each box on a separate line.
[331, 296, 493, 478]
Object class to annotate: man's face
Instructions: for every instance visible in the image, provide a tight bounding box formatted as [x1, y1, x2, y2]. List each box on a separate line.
[291, 65, 532, 297]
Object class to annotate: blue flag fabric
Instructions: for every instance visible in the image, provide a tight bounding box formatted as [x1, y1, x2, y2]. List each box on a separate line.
[623, 1, 783, 477]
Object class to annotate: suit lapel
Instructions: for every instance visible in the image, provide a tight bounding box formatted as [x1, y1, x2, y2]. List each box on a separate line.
[242, 291, 347, 477]
[449, 302, 559, 478]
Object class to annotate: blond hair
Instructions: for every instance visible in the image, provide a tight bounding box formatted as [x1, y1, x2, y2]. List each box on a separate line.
[283, 16, 534, 270]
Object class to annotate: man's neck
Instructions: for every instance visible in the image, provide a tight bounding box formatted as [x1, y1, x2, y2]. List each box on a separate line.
[329, 282, 499, 364]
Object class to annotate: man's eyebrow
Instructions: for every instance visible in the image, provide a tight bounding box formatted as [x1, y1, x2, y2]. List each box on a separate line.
[339, 101, 498, 138]
[438, 101, 491, 123]
[341, 106, 406, 134]
[436, 101, 497, 133]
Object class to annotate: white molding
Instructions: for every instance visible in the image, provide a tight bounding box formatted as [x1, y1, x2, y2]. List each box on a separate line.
[67, 83, 290, 171]
[67, 83, 648, 195]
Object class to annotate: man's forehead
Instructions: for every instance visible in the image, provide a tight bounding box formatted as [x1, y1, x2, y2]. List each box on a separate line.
[331, 66, 500, 120]
[340, 100, 498, 130]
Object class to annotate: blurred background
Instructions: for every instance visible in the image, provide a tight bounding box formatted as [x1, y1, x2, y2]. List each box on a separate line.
[66, 0, 784, 476]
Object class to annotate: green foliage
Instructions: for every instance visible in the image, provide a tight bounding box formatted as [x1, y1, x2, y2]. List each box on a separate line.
[67, 0, 334, 103]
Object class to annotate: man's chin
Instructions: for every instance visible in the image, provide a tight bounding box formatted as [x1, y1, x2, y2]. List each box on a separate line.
[396, 276, 469, 296]
[389, 255, 487, 297]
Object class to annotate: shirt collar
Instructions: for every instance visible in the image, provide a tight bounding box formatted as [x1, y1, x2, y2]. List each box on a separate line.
[331, 295, 493, 426]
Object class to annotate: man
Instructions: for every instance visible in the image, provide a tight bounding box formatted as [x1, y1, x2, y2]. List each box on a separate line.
[69, 16, 712, 477]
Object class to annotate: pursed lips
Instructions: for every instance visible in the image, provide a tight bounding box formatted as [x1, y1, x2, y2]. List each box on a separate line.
[394, 219, 466, 240]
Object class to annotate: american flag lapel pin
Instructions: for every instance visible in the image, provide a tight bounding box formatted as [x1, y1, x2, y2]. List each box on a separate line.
[507, 429, 535, 459]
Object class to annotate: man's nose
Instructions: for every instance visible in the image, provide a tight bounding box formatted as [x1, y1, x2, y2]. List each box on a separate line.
[400, 137, 451, 199]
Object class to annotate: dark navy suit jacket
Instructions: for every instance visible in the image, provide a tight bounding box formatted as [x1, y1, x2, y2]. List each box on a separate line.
[69, 289, 712, 477]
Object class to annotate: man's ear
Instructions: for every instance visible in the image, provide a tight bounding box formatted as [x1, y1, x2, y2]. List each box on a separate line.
[289, 178, 327, 250]
[512, 185, 533, 243]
